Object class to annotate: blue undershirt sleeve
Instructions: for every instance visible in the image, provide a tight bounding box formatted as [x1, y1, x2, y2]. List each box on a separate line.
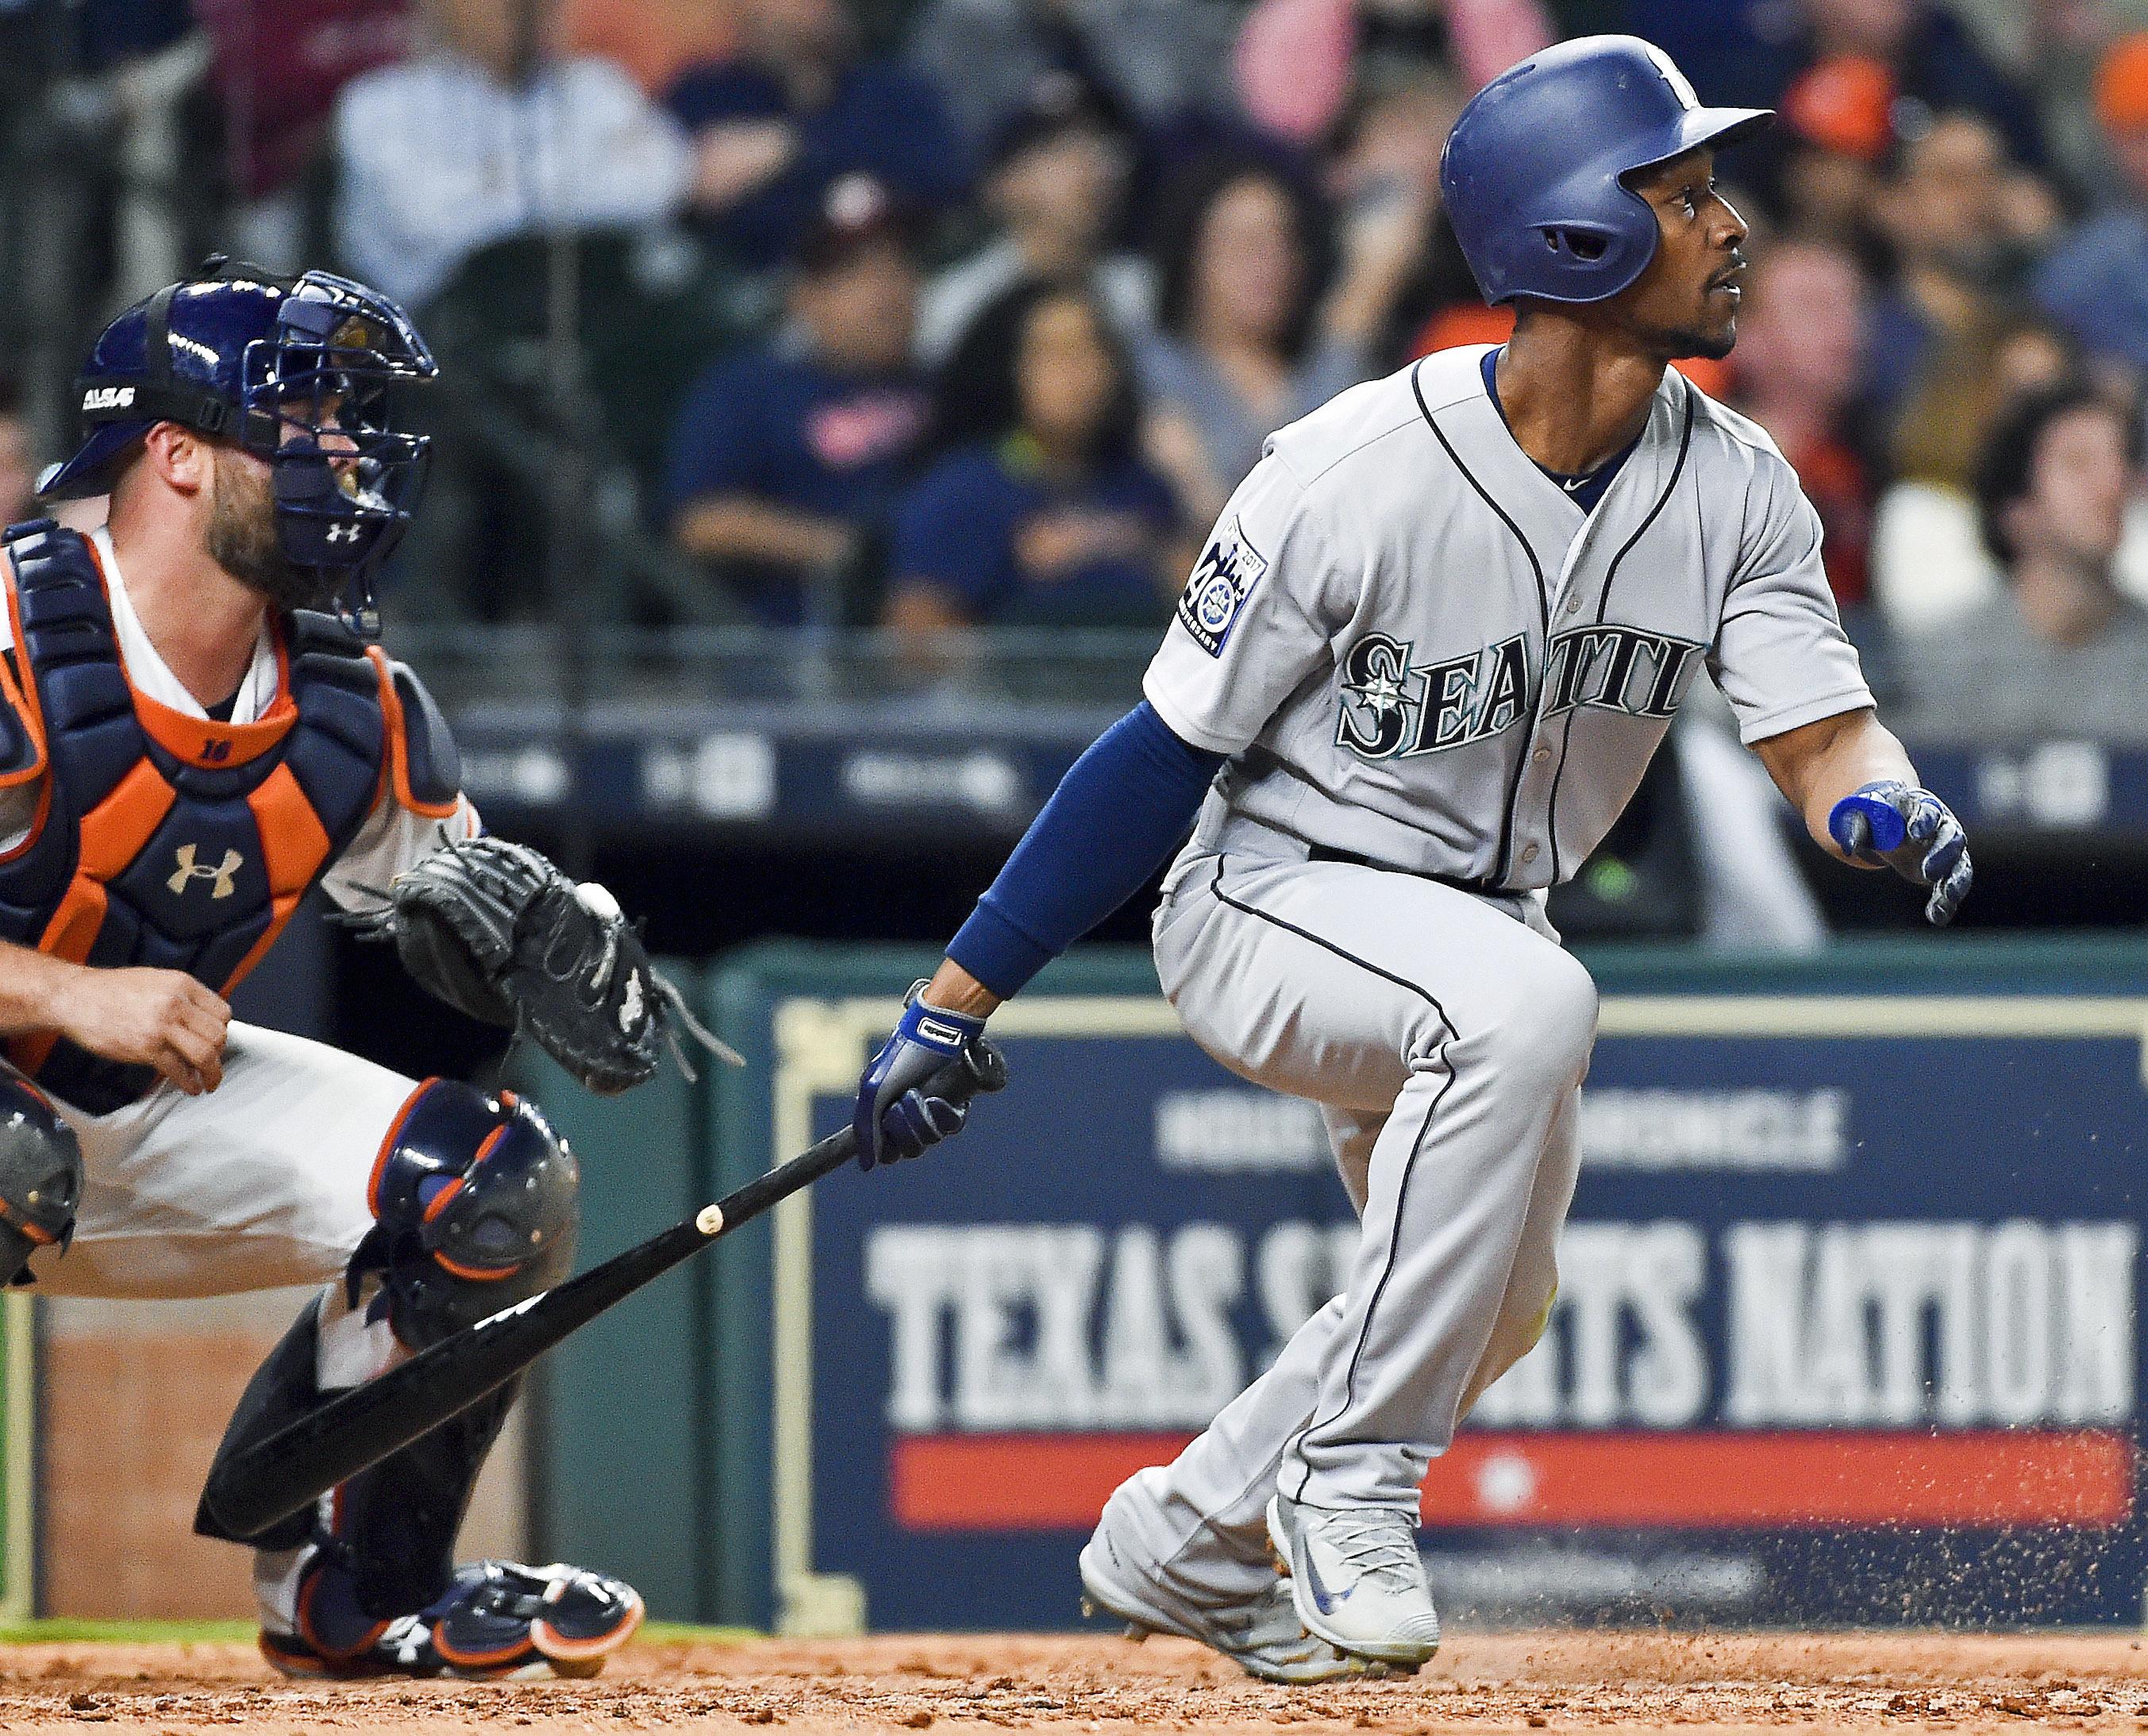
[947, 700, 1226, 999]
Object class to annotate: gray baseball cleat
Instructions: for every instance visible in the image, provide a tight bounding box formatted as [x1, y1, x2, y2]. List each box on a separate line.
[1266, 1491, 1442, 1667]
[1078, 1530, 1398, 1684]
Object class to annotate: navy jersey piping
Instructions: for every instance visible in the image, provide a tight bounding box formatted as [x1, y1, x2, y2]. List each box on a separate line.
[1411, 362, 1546, 889]
[1540, 389, 1696, 878]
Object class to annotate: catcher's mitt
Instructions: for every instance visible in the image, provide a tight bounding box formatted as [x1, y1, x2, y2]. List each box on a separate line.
[341, 837, 740, 1095]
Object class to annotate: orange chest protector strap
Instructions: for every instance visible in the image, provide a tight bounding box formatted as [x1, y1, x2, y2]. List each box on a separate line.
[0, 521, 390, 1111]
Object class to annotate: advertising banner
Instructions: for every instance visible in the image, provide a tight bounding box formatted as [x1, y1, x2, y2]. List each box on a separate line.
[760, 987, 2148, 1634]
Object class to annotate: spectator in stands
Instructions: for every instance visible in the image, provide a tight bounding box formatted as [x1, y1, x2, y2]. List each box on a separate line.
[1896, 382, 2148, 741]
[1137, 153, 1426, 527]
[1865, 111, 2059, 424]
[198, 0, 414, 269]
[1771, 51, 1896, 248]
[907, 0, 1241, 157]
[914, 74, 1153, 369]
[1729, 236, 1878, 622]
[667, 176, 932, 624]
[1632, 0, 2046, 166]
[333, 0, 700, 309]
[1870, 315, 2090, 638]
[668, 0, 972, 270]
[1230, 0, 1549, 148]
[567, 0, 738, 97]
[886, 282, 1187, 640]
[1326, 66, 1466, 354]
[2021, 5, 2148, 203]
[1797, 0, 2046, 167]
[2035, 34, 2148, 379]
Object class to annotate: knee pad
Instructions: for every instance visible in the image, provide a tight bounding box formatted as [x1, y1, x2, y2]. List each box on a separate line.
[349, 1080, 579, 1350]
[0, 1072, 80, 1284]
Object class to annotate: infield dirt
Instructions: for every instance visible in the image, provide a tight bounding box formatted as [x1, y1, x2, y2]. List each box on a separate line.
[2, 1630, 2147, 1733]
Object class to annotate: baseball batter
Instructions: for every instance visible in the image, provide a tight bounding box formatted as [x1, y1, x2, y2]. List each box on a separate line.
[852, 37, 1972, 1682]
[0, 258, 712, 1677]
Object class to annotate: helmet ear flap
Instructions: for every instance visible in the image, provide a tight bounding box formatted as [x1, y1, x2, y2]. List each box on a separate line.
[1517, 214, 1653, 301]
[1540, 225, 1614, 263]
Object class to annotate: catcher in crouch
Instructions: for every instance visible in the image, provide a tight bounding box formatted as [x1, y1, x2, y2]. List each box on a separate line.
[0, 258, 722, 1678]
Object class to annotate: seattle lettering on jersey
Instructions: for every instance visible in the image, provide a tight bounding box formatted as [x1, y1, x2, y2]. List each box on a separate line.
[1542, 624, 1704, 722]
[1336, 624, 1703, 761]
[1337, 632, 1529, 759]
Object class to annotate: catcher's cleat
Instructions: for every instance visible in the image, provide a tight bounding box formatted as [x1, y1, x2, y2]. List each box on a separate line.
[262, 1557, 643, 1680]
[1078, 1530, 1399, 1684]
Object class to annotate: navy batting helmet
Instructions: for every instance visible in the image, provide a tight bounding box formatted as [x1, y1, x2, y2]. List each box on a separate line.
[39, 255, 438, 624]
[1439, 37, 1772, 306]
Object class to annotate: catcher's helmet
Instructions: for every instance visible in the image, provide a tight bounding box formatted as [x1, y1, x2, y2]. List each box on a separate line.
[38, 255, 438, 624]
[1439, 37, 1772, 306]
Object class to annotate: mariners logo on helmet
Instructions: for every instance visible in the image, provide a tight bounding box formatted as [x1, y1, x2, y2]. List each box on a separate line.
[1642, 41, 1700, 110]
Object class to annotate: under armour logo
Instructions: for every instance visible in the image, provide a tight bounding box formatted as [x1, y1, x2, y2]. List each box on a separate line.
[325, 522, 362, 545]
[167, 843, 243, 899]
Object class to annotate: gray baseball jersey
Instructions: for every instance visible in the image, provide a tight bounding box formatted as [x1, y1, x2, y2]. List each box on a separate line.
[1143, 344, 1873, 889]
[1091, 345, 1875, 1607]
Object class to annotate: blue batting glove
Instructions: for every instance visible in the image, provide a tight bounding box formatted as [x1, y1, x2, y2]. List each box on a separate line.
[1828, 779, 1973, 926]
[852, 982, 987, 1172]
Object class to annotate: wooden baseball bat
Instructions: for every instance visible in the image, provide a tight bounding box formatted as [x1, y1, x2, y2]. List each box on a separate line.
[196, 1042, 1007, 1538]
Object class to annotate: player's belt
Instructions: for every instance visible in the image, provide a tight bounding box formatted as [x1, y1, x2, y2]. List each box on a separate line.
[1306, 845, 1503, 898]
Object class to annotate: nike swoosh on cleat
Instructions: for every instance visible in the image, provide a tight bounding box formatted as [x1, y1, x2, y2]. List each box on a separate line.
[1299, 1549, 1349, 1615]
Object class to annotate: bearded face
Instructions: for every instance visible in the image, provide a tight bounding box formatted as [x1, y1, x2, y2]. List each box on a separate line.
[204, 446, 341, 613]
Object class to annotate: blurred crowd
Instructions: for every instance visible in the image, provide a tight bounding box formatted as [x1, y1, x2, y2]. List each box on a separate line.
[16, 0, 2148, 741]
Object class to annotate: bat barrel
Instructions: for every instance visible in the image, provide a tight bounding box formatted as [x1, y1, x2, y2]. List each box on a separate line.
[198, 1041, 1007, 1538]
[199, 1218, 709, 1537]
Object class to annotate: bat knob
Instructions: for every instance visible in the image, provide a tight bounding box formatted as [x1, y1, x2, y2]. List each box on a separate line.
[964, 1039, 1010, 1095]
[1830, 791, 1908, 857]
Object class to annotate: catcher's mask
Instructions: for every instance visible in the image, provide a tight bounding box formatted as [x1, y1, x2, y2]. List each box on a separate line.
[40, 255, 439, 631]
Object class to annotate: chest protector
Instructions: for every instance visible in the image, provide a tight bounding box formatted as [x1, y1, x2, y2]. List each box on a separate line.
[0, 523, 390, 1112]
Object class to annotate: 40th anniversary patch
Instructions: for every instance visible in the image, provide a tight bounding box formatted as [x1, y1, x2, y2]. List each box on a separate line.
[1176, 516, 1268, 657]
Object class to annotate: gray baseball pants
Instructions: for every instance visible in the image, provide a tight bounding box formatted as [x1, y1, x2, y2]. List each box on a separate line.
[1095, 820, 1595, 1601]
